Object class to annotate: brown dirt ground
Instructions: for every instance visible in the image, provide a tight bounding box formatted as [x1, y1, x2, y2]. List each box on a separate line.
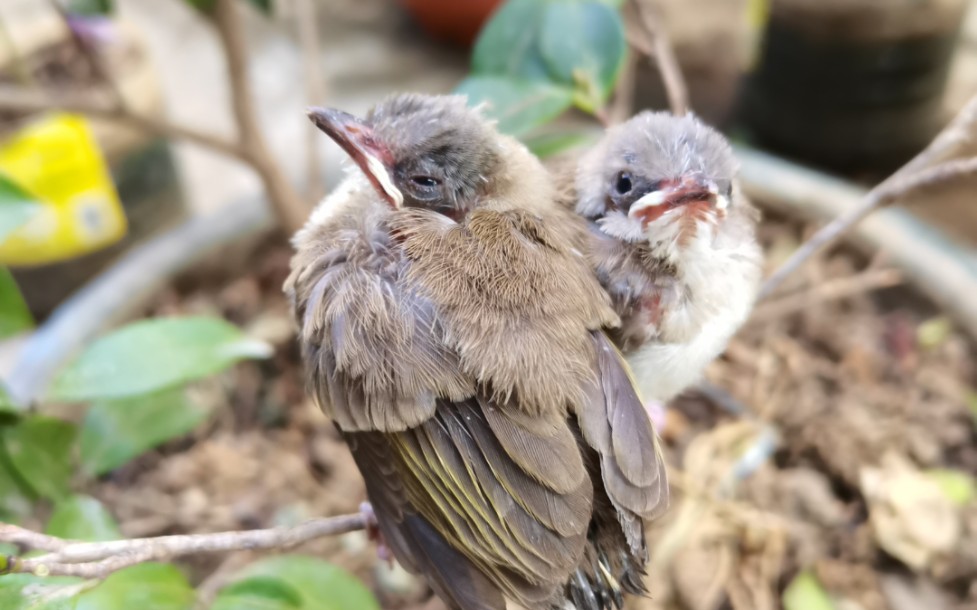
[79, 210, 977, 610]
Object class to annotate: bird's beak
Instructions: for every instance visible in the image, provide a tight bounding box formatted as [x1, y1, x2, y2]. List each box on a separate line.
[307, 106, 403, 209]
[628, 176, 727, 228]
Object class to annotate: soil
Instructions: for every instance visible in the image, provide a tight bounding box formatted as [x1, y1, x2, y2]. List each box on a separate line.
[74, 212, 977, 610]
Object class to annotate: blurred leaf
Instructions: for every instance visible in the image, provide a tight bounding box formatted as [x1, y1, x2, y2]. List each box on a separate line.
[50, 316, 272, 402]
[184, 0, 215, 13]
[76, 564, 193, 610]
[524, 131, 597, 158]
[79, 389, 208, 476]
[0, 381, 24, 421]
[246, 0, 273, 14]
[0, 173, 42, 246]
[46, 495, 122, 541]
[917, 316, 952, 349]
[471, 0, 550, 80]
[456, 76, 573, 136]
[538, 1, 626, 112]
[0, 574, 85, 610]
[0, 416, 76, 501]
[65, 0, 114, 15]
[783, 571, 837, 610]
[225, 555, 379, 610]
[211, 576, 303, 610]
[926, 469, 977, 507]
[0, 447, 33, 519]
[0, 268, 34, 339]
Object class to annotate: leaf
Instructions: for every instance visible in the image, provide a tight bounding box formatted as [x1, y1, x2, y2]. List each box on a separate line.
[0, 268, 34, 339]
[50, 316, 272, 402]
[65, 0, 114, 15]
[783, 571, 837, 610]
[0, 173, 42, 246]
[456, 76, 573, 136]
[184, 0, 216, 13]
[538, 1, 626, 112]
[223, 555, 379, 610]
[0, 574, 85, 610]
[46, 495, 122, 541]
[75, 564, 193, 610]
[0, 416, 76, 501]
[926, 469, 977, 507]
[0, 380, 24, 421]
[0, 449, 33, 519]
[471, 0, 551, 81]
[210, 577, 304, 610]
[79, 389, 208, 476]
[524, 130, 598, 158]
[246, 0, 273, 14]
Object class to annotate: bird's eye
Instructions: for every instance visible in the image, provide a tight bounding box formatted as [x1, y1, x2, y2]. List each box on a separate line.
[410, 176, 441, 188]
[615, 171, 633, 195]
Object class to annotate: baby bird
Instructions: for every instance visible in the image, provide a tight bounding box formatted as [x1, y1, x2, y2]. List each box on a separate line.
[570, 112, 763, 418]
[285, 94, 667, 610]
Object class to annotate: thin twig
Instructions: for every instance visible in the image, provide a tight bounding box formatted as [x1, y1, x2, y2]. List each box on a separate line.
[758, 93, 977, 299]
[293, 0, 328, 200]
[759, 154, 977, 299]
[1, 514, 368, 579]
[749, 268, 904, 322]
[0, 85, 245, 160]
[212, 0, 309, 233]
[630, 0, 688, 116]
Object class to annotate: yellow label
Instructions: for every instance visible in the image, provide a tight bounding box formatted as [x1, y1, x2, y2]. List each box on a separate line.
[0, 114, 127, 266]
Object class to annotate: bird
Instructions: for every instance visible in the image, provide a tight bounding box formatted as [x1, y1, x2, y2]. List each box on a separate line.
[284, 93, 668, 610]
[565, 111, 763, 424]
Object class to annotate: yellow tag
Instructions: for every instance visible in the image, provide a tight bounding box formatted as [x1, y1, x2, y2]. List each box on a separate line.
[0, 114, 127, 266]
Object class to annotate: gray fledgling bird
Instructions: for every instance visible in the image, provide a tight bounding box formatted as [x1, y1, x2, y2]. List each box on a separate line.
[285, 94, 668, 610]
[569, 111, 763, 418]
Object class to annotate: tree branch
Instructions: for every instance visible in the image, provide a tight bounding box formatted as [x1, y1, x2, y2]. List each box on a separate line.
[630, 0, 688, 116]
[293, 0, 329, 200]
[212, 0, 309, 233]
[0, 514, 368, 579]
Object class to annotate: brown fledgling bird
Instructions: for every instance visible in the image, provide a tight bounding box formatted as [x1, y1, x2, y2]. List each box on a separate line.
[568, 112, 763, 418]
[285, 94, 668, 610]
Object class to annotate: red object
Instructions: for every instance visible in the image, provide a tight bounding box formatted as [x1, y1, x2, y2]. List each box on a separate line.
[397, 0, 503, 48]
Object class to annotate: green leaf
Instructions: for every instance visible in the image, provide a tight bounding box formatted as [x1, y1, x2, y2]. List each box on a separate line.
[0, 416, 76, 501]
[223, 555, 379, 610]
[0, 173, 42, 246]
[783, 571, 837, 610]
[184, 0, 215, 13]
[471, 0, 551, 80]
[0, 448, 33, 519]
[76, 564, 193, 610]
[246, 0, 273, 14]
[211, 576, 303, 610]
[456, 76, 573, 136]
[537, 1, 626, 112]
[79, 389, 208, 476]
[65, 0, 114, 15]
[0, 574, 85, 610]
[0, 381, 24, 421]
[46, 495, 122, 541]
[524, 130, 598, 158]
[50, 316, 272, 402]
[0, 268, 34, 339]
[926, 469, 977, 507]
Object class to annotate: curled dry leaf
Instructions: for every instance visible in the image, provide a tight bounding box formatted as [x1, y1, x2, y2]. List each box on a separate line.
[859, 453, 961, 572]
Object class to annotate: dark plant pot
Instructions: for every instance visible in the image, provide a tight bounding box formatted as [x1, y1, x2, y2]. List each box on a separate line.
[396, 0, 502, 48]
[739, 0, 970, 174]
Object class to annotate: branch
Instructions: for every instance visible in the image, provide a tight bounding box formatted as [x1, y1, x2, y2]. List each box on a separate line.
[293, 0, 329, 200]
[630, 0, 688, 116]
[758, 92, 977, 300]
[0, 85, 246, 160]
[0, 514, 368, 579]
[212, 0, 309, 233]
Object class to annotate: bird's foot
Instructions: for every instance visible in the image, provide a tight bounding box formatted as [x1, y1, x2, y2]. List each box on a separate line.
[644, 399, 667, 432]
[360, 501, 394, 566]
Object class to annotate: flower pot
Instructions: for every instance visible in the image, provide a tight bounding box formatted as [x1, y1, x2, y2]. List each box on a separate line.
[396, 0, 502, 48]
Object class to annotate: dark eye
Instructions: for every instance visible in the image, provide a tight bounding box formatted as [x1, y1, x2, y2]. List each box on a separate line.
[615, 171, 632, 195]
[411, 176, 441, 188]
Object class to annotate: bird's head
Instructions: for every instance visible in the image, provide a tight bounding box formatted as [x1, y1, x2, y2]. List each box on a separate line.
[307, 93, 505, 221]
[576, 111, 738, 253]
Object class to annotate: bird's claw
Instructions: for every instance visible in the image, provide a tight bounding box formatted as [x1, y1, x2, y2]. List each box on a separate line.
[360, 502, 394, 566]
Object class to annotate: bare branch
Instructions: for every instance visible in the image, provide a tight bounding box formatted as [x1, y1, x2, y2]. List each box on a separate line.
[630, 0, 688, 116]
[749, 268, 903, 322]
[212, 0, 309, 233]
[293, 0, 329, 200]
[1, 514, 368, 579]
[758, 92, 977, 300]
